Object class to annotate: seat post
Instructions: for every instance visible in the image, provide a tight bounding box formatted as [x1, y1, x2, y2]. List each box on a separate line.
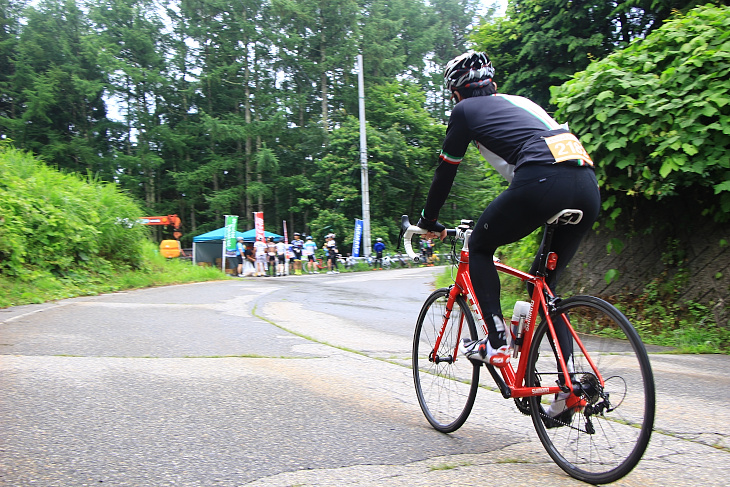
[535, 222, 557, 278]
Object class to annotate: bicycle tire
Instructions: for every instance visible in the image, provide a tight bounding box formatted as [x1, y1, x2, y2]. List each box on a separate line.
[526, 295, 655, 484]
[413, 288, 480, 433]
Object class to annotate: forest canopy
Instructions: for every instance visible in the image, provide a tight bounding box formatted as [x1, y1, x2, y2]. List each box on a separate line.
[0, 0, 488, 246]
[0, 0, 724, 251]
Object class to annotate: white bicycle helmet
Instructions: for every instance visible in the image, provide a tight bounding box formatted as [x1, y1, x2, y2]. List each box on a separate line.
[444, 51, 495, 91]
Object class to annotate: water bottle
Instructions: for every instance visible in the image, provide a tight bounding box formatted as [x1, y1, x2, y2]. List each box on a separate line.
[510, 301, 531, 356]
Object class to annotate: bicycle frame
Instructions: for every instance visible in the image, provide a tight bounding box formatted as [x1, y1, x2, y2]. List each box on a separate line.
[432, 229, 606, 401]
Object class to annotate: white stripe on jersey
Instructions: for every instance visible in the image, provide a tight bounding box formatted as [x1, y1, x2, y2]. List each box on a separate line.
[475, 142, 515, 182]
[497, 94, 561, 130]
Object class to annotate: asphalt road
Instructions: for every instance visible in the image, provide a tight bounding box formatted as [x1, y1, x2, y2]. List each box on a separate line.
[1, 266, 728, 486]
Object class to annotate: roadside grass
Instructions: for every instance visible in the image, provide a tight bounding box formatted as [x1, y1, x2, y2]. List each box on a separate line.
[0, 241, 225, 308]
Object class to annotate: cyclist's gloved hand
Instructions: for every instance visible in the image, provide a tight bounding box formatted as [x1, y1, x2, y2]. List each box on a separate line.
[416, 216, 445, 233]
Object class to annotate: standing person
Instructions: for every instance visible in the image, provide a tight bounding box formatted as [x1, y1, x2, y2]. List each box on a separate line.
[373, 237, 386, 270]
[276, 238, 287, 276]
[420, 238, 428, 263]
[243, 243, 256, 276]
[303, 235, 318, 273]
[291, 232, 304, 275]
[326, 233, 339, 274]
[266, 236, 277, 277]
[254, 236, 267, 277]
[420, 238, 434, 266]
[235, 237, 246, 277]
[416, 51, 600, 418]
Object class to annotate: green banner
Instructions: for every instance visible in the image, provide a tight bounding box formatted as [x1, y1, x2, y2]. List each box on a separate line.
[224, 215, 238, 251]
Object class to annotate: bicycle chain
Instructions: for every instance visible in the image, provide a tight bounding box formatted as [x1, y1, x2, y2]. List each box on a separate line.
[538, 408, 586, 432]
[514, 394, 597, 433]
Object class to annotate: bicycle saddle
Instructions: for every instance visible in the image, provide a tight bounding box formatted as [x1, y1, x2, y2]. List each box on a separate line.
[547, 209, 583, 225]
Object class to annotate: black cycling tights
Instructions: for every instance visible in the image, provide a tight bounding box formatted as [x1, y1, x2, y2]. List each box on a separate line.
[469, 163, 601, 350]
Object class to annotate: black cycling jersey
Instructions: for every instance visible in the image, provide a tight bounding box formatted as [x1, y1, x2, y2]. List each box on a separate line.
[423, 94, 592, 222]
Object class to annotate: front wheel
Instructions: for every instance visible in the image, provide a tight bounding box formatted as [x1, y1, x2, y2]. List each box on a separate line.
[526, 295, 655, 484]
[413, 288, 480, 433]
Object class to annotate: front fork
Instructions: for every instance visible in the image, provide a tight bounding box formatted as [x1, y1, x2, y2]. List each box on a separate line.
[428, 286, 462, 365]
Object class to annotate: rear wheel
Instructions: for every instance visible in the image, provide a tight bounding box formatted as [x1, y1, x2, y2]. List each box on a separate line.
[413, 288, 479, 433]
[526, 295, 655, 484]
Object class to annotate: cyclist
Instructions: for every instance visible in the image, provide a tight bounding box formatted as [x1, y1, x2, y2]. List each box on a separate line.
[417, 52, 600, 386]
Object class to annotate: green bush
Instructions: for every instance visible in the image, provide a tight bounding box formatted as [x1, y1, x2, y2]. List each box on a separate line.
[0, 145, 148, 279]
[552, 4, 730, 224]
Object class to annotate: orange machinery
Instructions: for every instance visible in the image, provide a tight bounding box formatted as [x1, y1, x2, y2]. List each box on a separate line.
[138, 214, 183, 258]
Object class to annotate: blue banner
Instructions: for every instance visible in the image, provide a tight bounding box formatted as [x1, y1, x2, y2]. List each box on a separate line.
[352, 219, 363, 257]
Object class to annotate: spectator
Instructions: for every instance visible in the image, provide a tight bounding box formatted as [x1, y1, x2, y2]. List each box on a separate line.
[291, 232, 304, 275]
[325, 233, 339, 274]
[303, 235, 318, 274]
[235, 237, 246, 277]
[421, 238, 434, 266]
[266, 236, 277, 277]
[243, 243, 256, 276]
[373, 237, 386, 270]
[254, 236, 267, 277]
[276, 238, 287, 276]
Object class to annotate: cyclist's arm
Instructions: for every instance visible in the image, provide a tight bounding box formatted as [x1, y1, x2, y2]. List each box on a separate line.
[422, 161, 458, 222]
[422, 105, 470, 224]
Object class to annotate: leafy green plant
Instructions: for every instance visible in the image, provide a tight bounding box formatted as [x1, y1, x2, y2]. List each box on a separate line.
[606, 238, 624, 255]
[603, 270, 728, 352]
[0, 146, 148, 280]
[552, 4, 730, 225]
[604, 269, 620, 285]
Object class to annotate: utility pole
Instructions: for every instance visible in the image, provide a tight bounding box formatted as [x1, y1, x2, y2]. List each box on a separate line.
[357, 54, 371, 258]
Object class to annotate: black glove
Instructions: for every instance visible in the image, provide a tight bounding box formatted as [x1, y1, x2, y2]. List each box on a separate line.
[416, 216, 445, 233]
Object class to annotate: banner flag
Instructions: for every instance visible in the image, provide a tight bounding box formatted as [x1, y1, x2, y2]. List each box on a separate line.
[224, 215, 238, 252]
[254, 212, 265, 242]
[352, 218, 363, 257]
[283, 220, 289, 244]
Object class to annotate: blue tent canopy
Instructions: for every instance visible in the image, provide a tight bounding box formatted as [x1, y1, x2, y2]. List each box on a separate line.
[192, 228, 283, 242]
[192, 227, 284, 269]
[237, 229, 286, 242]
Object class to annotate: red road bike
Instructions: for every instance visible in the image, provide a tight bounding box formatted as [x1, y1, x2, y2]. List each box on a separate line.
[401, 210, 655, 484]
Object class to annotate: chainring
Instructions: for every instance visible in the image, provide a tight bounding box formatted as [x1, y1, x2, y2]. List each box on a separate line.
[514, 397, 531, 415]
[514, 367, 540, 415]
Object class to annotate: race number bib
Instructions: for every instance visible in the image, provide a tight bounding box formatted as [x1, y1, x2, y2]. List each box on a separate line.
[544, 133, 593, 166]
